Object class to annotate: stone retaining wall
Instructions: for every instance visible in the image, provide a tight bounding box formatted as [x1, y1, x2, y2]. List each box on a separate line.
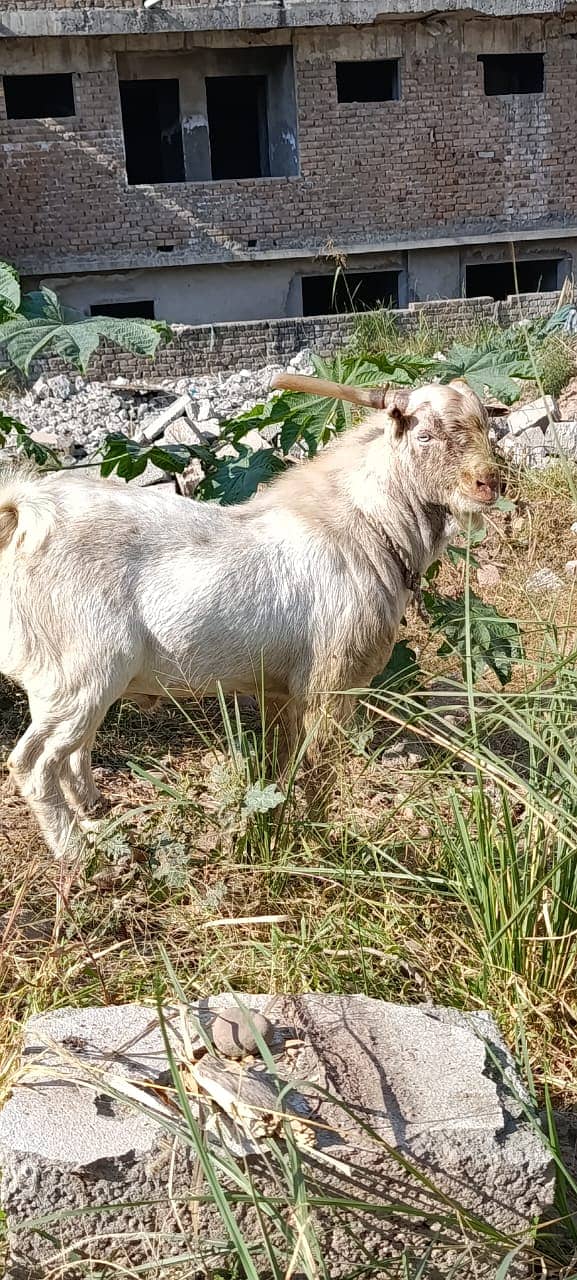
[3, 292, 562, 382]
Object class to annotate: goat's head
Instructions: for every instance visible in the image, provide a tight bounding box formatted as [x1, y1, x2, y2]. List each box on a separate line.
[384, 379, 500, 521]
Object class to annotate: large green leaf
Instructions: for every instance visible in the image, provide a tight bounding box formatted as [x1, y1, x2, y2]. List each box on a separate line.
[1, 313, 171, 374]
[100, 432, 190, 481]
[434, 343, 531, 404]
[198, 446, 287, 505]
[0, 260, 20, 315]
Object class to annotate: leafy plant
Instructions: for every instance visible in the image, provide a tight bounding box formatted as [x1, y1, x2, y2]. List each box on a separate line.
[423, 589, 524, 686]
[432, 342, 533, 404]
[0, 261, 171, 375]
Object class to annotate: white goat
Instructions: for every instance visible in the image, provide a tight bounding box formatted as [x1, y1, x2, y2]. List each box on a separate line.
[0, 377, 499, 856]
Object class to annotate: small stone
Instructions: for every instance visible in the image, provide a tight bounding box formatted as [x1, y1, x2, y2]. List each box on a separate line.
[31, 377, 49, 400]
[499, 428, 548, 467]
[526, 568, 564, 593]
[200, 418, 220, 438]
[208, 1007, 275, 1059]
[46, 374, 72, 401]
[197, 398, 213, 422]
[565, 560, 577, 577]
[175, 458, 204, 497]
[571, 522, 577, 534]
[239, 427, 268, 451]
[476, 564, 501, 588]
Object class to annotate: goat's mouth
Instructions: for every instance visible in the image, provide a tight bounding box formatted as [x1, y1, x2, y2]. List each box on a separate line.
[450, 485, 499, 519]
[455, 468, 500, 511]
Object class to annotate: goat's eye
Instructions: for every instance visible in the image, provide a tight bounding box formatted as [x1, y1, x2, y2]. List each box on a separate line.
[417, 433, 431, 443]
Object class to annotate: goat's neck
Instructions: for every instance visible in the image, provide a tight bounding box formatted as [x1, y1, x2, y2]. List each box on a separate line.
[350, 470, 448, 578]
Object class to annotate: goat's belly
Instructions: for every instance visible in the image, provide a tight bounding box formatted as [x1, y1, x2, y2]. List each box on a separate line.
[125, 662, 291, 701]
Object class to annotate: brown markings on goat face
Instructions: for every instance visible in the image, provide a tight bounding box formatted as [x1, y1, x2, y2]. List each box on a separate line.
[401, 386, 500, 516]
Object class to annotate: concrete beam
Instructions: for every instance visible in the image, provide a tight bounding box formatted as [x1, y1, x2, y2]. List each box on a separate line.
[14, 222, 577, 278]
[0, 0, 573, 39]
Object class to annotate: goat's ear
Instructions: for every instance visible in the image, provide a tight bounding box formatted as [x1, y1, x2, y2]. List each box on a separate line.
[385, 390, 412, 437]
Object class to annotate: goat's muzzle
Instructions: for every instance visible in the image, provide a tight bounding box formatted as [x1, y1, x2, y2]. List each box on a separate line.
[460, 461, 501, 506]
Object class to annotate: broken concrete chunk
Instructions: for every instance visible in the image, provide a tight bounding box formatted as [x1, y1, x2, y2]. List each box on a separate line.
[163, 415, 204, 447]
[239, 427, 270, 451]
[175, 457, 204, 497]
[544, 419, 577, 460]
[0, 995, 554, 1279]
[137, 393, 195, 443]
[499, 427, 548, 466]
[504, 396, 559, 436]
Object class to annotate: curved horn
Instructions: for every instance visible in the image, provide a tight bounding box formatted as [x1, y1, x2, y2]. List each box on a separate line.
[270, 372, 390, 410]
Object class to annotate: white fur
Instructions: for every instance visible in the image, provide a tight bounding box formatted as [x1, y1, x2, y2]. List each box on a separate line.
[0, 383, 497, 855]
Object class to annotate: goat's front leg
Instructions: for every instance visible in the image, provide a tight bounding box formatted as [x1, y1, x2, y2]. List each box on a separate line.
[60, 740, 105, 819]
[291, 691, 356, 818]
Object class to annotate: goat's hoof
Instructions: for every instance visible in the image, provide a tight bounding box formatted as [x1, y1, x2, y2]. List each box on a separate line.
[79, 816, 103, 834]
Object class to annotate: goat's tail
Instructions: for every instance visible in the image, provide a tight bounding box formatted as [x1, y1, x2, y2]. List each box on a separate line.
[270, 372, 390, 410]
[0, 466, 55, 554]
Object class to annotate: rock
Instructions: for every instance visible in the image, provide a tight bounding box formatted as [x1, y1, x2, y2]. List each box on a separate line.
[207, 1006, 275, 1058]
[571, 521, 577, 534]
[526, 567, 564, 593]
[0, 995, 554, 1279]
[499, 427, 548, 467]
[163, 415, 203, 447]
[476, 563, 501, 587]
[504, 395, 559, 436]
[175, 457, 204, 497]
[28, 429, 63, 450]
[46, 374, 72, 401]
[565, 560, 577, 576]
[200, 417, 220, 438]
[239, 427, 269, 451]
[287, 348, 314, 373]
[544, 419, 577, 461]
[137, 393, 195, 444]
[197, 397, 213, 422]
[31, 376, 50, 400]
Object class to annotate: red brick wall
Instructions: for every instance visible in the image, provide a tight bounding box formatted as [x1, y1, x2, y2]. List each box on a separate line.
[1, 19, 576, 273]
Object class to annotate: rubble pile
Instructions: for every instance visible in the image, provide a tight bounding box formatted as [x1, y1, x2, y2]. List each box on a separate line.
[0, 350, 314, 471]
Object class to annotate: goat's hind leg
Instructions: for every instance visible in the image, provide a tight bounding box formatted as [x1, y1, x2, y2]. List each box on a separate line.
[9, 697, 108, 857]
[8, 718, 81, 858]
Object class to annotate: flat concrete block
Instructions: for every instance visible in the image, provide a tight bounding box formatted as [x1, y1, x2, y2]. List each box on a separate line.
[0, 996, 555, 1279]
[505, 396, 558, 436]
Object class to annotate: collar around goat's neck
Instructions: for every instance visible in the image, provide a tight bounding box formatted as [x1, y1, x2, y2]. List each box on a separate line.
[366, 502, 448, 621]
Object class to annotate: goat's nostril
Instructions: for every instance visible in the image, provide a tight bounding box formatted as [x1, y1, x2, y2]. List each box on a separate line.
[476, 472, 500, 494]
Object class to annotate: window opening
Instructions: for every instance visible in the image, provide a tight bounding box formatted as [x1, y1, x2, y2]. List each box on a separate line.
[206, 75, 270, 179]
[478, 54, 544, 96]
[302, 271, 399, 316]
[119, 79, 185, 185]
[335, 60, 399, 103]
[465, 259, 560, 300]
[4, 73, 75, 119]
[90, 300, 156, 319]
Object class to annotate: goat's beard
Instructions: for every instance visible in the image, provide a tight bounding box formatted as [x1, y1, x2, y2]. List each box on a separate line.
[446, 494, 487, 533]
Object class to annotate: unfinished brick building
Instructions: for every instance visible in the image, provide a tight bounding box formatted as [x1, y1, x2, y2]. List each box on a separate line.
[1, 0, 576, 326]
